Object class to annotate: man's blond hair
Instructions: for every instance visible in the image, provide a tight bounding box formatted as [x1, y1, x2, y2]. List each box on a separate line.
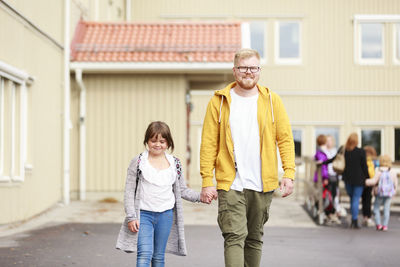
[234, 48, 260, 66]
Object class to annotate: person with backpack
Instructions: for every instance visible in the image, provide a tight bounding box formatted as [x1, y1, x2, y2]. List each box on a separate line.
[366, 154, 398, 231]
[116, 121, 211, 266]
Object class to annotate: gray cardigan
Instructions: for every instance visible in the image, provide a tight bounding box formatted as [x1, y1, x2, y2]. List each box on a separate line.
[115, 153, 200, 256]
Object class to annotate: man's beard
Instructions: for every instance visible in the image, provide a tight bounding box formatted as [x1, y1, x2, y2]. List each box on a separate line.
[237, 77, 257, 90]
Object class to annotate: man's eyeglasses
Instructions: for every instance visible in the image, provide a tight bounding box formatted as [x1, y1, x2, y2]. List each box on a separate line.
[236, 66, 261, 73]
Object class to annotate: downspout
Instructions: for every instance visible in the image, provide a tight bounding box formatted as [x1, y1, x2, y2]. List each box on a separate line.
[75, 69, 86, 201]
[125, 0, 131, 21]
[63, 0, 71, 205]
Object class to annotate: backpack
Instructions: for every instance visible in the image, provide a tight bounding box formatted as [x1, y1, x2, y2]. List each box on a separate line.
[332, 146, 345, 174]
[377, 170, 395, 197]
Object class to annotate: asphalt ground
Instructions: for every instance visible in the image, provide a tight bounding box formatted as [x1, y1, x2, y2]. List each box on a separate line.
[1, 215, 400, 267]
[1, 195, 400, 267]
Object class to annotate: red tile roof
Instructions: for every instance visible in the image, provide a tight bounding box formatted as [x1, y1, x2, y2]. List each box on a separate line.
[70, 21, 242, 63]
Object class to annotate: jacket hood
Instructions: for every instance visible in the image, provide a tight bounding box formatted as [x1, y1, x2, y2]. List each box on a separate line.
[214, 82, 271, 97]
[214, 82, 274, 124]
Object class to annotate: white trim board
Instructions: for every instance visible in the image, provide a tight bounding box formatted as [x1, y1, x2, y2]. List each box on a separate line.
[353, 121, 400, 126]
[354, 15, 400, 23]
[277, 91, 400, 96]
[191, 90, 400, 97]
[291, 121, 345, 126]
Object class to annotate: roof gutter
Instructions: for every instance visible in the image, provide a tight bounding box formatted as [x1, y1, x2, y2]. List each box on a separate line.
[69, 62, 233, 73]
[63, 0, 71, 205]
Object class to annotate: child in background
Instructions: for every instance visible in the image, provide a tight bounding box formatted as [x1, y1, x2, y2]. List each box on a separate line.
[366, 155, 398, 231]
[314, 135, 339, 224]
[116, 121, 211, 266]
[362, 146, 377, 227]
[325, 135, 343, 221]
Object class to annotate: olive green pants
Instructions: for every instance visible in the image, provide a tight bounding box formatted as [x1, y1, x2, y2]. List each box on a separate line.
[217, 189, 273, 267]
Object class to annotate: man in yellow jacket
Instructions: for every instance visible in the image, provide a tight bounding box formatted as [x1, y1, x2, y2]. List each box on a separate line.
[200, 48, 295, 267]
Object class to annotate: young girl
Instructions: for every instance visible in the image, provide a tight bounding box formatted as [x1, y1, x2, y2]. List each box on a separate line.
[366, 154, 398, 231]
[116, 121, 210, 266]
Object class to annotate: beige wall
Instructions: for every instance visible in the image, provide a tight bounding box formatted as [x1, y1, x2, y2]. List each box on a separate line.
[0, 3, 64, 223]
[4, 0, 64, 44]
[70, 74, 187, 198]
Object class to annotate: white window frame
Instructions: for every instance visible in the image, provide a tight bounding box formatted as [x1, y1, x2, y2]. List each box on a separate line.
[242, 22, 267, 64]
[0, 61, 31, 183]
[359, 128, 384, 155]
[354, 15, 400, 65]
[356, 22, 384, 65]
[393, 23, 400, 65]
[274, 20, 302, 65]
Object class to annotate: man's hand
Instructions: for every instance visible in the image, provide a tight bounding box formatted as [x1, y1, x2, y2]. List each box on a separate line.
[280, 178, 294, 198]
[201, 186, 218, 204]
[128, 220, 140, 232]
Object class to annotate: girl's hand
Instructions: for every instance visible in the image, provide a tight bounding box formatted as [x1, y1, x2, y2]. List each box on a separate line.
[128, 220, 140, 232]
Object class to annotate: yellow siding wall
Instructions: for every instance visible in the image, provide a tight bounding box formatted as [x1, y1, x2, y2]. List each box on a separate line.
[0, 3, 64, 223]
[70, 74, 187, 196]
[7, 0, 64, 44]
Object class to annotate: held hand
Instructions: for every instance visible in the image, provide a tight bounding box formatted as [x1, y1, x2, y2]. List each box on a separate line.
[323, 179, 329, 186]
[128, 220, 140, 233]
[280, 178, 294, 198]
[201, 186, 218, 204]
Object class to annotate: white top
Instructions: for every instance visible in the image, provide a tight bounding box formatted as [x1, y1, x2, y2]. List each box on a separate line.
[229, 89, 262, 192]
[325, 147, 337, 176]
[139, 151, 176, 212]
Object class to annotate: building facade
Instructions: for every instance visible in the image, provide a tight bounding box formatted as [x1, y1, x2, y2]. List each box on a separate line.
[1, 0, 399, 224]
[0, 0, 65, 224]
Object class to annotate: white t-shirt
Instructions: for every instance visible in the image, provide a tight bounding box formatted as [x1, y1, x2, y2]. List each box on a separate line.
[229, 89, 262, 192]
[139, 151, 176, 212]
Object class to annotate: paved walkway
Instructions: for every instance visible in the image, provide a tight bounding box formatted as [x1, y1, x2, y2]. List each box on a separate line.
[1, 195, 400, 266]
[0, 194, 315, 239]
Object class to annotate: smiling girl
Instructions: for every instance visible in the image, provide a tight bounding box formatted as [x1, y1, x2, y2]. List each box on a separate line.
[116, 121, 210, 266]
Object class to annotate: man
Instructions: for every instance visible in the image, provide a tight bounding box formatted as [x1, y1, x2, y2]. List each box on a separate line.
[200, 48, 295, 267]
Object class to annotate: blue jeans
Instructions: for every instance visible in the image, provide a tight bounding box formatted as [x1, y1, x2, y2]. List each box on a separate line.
[137, 209, 173, 267]
[345, 184, 364, 220]
[374, 196, 392, 226]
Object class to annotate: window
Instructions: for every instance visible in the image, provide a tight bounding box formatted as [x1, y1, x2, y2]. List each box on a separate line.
[357, 23, 384, 64]
[292, 129, 302, 157]
[395, 128, 400, 161]
[361, 23, 383, 61]
[361, 129, 382, 155]
[315, 127, 340, 149]
[355, 15, 400, 65]
[275, 21, 301, 64]
[249, 21, 266, 61]
[0, 68, 29, 182]
[395, 24, 400, 64]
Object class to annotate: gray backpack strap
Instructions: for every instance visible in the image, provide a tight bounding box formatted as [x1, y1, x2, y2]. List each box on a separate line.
[173, 156, 182, 180]
[134, 153, 143, 197]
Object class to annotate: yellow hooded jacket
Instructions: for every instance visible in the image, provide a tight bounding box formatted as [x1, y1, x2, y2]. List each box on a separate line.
[200, 82, 295, 192]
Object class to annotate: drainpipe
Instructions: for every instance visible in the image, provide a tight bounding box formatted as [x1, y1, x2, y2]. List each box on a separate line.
[125, 0, 131, 21]
[75, 69, 86, 201]
[63, 0, 71, 205]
